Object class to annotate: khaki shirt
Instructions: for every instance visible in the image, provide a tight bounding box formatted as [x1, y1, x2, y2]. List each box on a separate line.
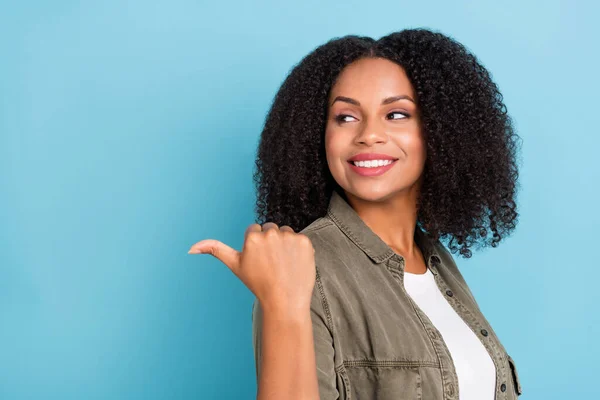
[252, 190, 523, 399]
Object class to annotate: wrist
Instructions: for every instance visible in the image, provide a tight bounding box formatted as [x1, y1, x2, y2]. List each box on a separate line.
[260, 299, 311, 321]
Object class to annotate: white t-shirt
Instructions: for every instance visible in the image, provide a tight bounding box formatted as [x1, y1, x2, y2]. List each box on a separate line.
[403, 267, 496, 400]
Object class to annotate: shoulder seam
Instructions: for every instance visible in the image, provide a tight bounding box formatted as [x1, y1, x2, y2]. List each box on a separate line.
[301, 218, 334, 234]
[315, 266, 335, 335]
[316, 251, 348, 377]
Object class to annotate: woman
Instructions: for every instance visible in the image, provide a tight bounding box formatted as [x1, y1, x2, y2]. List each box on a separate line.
[189, 28, 523, 399]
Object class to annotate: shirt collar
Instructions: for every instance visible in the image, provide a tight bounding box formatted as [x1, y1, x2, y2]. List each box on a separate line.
[326, 189, 441, 266]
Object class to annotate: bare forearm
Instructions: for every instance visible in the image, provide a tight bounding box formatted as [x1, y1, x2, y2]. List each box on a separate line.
[257, 304, 320, 400]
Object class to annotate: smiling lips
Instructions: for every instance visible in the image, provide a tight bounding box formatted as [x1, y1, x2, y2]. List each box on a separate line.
[347, 153, 399, 177]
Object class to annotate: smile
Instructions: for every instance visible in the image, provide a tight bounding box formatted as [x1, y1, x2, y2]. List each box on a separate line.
[347, 159, 398, 176]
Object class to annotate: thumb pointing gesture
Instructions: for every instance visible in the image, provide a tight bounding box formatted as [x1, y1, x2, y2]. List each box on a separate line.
[188, 223, 262, 277]
[188, 222, 316, 311]
[188, 238, 242, 276]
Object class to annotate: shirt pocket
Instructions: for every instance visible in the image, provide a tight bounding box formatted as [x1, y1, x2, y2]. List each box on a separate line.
[507, 354, 523, 396]
[344, 365, 422, 399]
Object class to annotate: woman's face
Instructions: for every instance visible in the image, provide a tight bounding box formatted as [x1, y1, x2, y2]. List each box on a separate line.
[325, 57, 426, 203]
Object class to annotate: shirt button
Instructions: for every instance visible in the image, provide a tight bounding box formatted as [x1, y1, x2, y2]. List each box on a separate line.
[480, 329, 489, 336]
[445, 289, 454, 297]
[501, 383, 507, 392]
[447, 382, 456, 397]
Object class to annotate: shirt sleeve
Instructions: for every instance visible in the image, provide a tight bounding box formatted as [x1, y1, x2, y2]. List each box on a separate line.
[251, 270, 340, 399]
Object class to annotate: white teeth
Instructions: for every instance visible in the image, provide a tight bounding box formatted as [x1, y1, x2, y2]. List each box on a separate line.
[352, 159, 394, 168]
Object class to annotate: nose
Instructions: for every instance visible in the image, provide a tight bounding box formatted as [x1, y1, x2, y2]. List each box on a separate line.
[353, 119, 388, 146]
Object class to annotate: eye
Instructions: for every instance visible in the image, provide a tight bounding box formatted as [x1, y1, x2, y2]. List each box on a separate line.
[334, 114, 357, 124]
[387, 111, 409, 120]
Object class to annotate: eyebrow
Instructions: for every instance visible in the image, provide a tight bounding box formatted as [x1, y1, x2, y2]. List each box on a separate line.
[331, 94, 416, 107]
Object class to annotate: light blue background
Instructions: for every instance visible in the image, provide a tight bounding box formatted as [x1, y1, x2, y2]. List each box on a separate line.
[1, 1, 597, 399]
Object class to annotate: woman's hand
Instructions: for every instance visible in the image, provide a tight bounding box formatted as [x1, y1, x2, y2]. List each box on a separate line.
[188, 222, 316, 313]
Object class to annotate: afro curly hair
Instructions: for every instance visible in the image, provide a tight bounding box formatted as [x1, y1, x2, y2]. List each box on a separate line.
[253, 28, 522, 258]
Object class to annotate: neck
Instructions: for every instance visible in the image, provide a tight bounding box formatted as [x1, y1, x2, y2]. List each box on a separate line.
[342, 188, 420, 258]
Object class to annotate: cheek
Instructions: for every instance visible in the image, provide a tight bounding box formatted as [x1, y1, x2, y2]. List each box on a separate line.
[395, 131, 427, 162]
[411, 140, 427, 162]
[324, 127, 345, 161]
[324, 128, 350, 182]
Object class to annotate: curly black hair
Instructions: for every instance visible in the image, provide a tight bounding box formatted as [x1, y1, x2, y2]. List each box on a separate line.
[253, 28, 522, 258]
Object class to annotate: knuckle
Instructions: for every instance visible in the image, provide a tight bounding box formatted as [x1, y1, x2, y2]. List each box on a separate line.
[281, 230, 294, 238]
[246, 231, 261, 244]
[264, 228, 279, 239]
[298, 234, 313, 248]
[245, 223, 261, 234]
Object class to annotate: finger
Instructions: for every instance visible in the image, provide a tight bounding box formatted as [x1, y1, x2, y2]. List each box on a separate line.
[279, 225, 294, 233]
[245, 223, 262, 241]
[261, 222, 279, 232]
[188, 239, 241, 275]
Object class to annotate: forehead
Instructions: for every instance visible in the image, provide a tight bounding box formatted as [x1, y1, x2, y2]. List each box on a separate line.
[329, 57, 415, 100]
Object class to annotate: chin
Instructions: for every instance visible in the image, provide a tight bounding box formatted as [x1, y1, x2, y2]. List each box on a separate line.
[344, 187, 398, 203]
